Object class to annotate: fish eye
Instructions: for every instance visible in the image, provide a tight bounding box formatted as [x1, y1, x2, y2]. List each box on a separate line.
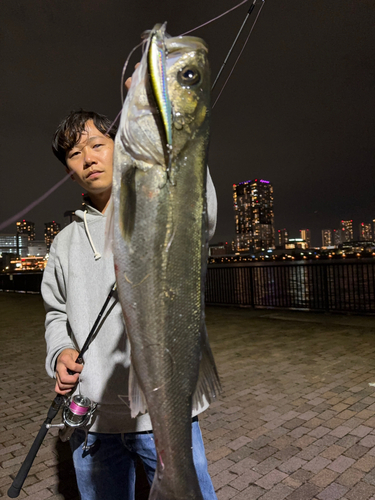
[178, 67, 201, 86]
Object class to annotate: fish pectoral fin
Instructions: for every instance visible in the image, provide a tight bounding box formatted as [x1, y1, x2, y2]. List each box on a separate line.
[192, 324, 222, 412]
[120, 166, 137, 243]
[104, 197, 115, 256]
[129, 363, 148, 418]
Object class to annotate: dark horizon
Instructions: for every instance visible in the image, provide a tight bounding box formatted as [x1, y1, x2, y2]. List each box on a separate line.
[1, 1, 374, 247]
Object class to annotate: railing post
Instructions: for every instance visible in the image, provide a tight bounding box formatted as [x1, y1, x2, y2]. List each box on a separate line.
[323, 264, 329, 311]
[249, 266, 255, 309]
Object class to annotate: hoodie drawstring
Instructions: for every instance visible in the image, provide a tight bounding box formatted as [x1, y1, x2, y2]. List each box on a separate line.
[83, 210, 102, 260]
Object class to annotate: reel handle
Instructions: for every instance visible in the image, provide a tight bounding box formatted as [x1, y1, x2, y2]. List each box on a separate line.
[7, 395, 65, 498]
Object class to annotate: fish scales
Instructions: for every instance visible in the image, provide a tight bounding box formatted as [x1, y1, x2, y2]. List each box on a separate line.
[111, 24, 220, 499]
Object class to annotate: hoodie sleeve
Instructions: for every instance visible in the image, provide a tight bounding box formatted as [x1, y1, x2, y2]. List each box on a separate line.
[206, 167, 217, 241]
[42, 237, 76, 378]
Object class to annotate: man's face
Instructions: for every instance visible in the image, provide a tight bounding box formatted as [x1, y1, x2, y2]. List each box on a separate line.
[65, 120, 114, 196]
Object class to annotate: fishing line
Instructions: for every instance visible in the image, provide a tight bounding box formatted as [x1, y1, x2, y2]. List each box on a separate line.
[0, 171, 73, 232]
[181, 0, 250, 36]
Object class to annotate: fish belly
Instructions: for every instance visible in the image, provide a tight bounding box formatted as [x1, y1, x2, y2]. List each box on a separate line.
[113, 139, 208, 499]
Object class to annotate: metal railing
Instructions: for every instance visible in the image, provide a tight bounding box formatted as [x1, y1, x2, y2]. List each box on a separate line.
[2, 260, 375, 313]
[0, 272, 43, 294]
[206, 260, 375, 313]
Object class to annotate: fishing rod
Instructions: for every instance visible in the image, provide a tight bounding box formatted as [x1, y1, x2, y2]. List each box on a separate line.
[212, 0, 265, 108]
[211, 0, 257, 92]
[7, 282, 117, 499]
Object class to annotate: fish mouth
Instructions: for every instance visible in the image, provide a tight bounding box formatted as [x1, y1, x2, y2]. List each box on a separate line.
[147, 23, 173, 153]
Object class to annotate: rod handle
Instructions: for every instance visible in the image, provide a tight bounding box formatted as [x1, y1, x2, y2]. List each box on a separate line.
[7, 424, 49, 497]
[7, 395, 64, 498]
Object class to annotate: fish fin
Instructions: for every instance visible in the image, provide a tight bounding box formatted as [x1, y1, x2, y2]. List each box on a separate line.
[120, 167, 137, 243]
[192, 323, 221, 412]
[129, 362, 148, 418]
[104, 197, 114, 257]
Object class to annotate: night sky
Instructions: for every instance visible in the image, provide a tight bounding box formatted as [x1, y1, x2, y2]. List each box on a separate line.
[1, 0, 374, 246]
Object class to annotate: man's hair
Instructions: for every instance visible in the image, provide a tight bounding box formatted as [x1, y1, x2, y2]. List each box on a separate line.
[52, 109, 118, 166]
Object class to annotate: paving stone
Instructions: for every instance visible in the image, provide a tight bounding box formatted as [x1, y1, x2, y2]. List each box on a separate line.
[308, 427, 331, 439]
[259, 483, 294, 500]
[320, 444, 346, 460]
[278, 457, 307, 474]
[255, 470, 288, 490]
[353, 455, 375, 473]
[285, 482, 321, 500]
[212, 470, 240, 490]
[360, 436, 375, 448]
[330, 426, 352, 438]
[274, 446, 301, 461]
[227, 435, 252, 450]
[229, 469, 262, 491]
[303, 456, 332, 473]
[231, 484, 266, 499]
[217, 485, 238, 500]
[316, 482, 349, 500]
[350, 425, 372, 438]
[364, 470, 375, 486]
[253, 457, 282, 476]
[328, 456, 356, 473]
[344, 444, 369, 459]
[337, 468, 365, 487]
[345, 481, 375, 500]
[309, 469, 339, 488]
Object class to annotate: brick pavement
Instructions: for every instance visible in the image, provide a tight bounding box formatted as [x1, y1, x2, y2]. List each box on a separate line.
[1, 293, 375, 499]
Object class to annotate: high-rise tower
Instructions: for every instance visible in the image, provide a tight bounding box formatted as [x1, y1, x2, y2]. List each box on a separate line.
[44, 221, 61, 250]
[277, 228, 289, 248]
[299, 229, 311, 248]
[340, 220, 353, 242]
[233, 179, 275, 252]
[322, 229, 332, 247]
[16, 220, 35, 241]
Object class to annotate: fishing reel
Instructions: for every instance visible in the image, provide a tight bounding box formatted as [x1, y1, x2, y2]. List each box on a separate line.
[46, 394, 97, 442]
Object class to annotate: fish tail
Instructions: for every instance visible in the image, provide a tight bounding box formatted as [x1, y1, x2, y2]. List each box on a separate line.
[193, 323, 222, 412]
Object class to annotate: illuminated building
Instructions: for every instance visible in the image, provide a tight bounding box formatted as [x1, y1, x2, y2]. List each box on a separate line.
[340, 220, 353, 242]
[209, 242, 233, 256]
[321, 229, 332, 247]
[299, 229, 311, 248]
[28, 240, 47, 256]
[285, 238, 308, 250]
[16, 220, 35, 241]
[0, 233, 28, 257]
[359, 223, 372, 241]
[64, 210, 79, 226]
[277, 229, 288, 248]
[45, 221, 61, 250]
[333, 229, 341, 246]
[233, 179, 275, 252]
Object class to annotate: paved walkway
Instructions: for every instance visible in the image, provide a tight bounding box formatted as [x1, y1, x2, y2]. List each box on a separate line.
[1, 294, 375, 500]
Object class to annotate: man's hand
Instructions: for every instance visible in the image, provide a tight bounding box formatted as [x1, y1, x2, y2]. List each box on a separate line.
[125, 63, 140, 91]
[55, 348, 83, 395]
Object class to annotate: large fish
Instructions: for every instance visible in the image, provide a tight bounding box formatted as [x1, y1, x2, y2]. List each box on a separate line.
[111, 24, 220, 499]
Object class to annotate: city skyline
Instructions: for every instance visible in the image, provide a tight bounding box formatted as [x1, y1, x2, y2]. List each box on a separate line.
[2, 198, 374, 251]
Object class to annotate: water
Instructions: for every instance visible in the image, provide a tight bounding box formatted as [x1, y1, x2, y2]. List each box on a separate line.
[206, 259, 375, 313]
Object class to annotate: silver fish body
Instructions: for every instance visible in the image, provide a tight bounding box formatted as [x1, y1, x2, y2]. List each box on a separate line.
[112, 25, 220, 499]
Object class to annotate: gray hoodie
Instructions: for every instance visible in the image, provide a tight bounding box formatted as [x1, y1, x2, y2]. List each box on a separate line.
[42, 170, 217, 433]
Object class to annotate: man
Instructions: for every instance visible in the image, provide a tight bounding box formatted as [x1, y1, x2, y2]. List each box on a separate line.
[42, 109, 218, 500]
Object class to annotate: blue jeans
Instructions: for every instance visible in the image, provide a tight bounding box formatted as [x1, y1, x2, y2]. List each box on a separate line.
[70, 421, 217, 500]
